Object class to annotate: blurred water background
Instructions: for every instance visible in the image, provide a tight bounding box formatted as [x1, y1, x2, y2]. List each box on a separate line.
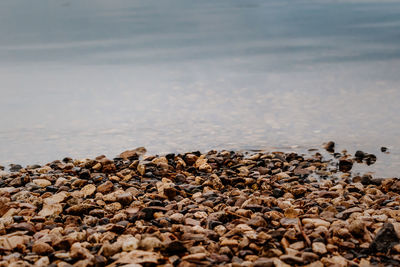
[1, 0, 400, 176]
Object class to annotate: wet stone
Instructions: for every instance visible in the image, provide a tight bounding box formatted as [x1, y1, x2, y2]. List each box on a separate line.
[338, 159, 353, 172]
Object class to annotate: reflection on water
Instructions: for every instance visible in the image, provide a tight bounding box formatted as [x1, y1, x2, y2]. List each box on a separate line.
[0, 0, 400, 176]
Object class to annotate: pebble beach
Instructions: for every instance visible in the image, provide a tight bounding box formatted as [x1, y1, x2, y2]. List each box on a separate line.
[0, 143, 399, 266]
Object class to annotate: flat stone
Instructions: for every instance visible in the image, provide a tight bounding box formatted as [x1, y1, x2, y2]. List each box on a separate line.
[10, 222, 36, 234]
[38, 204, 63, 217]
[32, 179, 51, 187]
[43, 192, 68, 205]
[81, 184, 96, 197]
[312, 242, 327, 254]
[182, 253, 207, 261]
[302, 218, 330, 228]
[97, 181, 114, 194]
[113, 250, 161, 265]
[32, 242, 54, 255]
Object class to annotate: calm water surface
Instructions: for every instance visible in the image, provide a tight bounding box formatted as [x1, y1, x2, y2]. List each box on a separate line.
[1, 0, 400, 176]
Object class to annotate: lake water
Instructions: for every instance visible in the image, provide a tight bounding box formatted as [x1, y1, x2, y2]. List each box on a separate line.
[1, 0, 400, 176]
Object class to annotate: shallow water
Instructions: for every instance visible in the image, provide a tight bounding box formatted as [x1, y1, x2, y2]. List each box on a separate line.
[1, 0, 400, 176]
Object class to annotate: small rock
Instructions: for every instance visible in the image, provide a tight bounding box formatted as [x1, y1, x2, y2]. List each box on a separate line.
[169, 213, 184, 224]
[137, 164, 146, 176]
[32, 179, 51, 187]
[254, 257, 275, 267]
[338, 159, 353, 172]
[280, 255, 304, 265]
[140, 237, 162, 251]
[117, 193, 133, 206]
[10, 222, 36, 234]
[32, 242, 54, 255]
[119, 147, 146, 160]
[312, 242, 327, 254]
[70, 242, 93, 260]
[9, 164, 23, 172]
[38, 204, 63, 217]
[182, 253, 207, 261]
[349, 219, 365, 237]
[122, 237, 139, 251]
[354, 150, 365, 160]
[302, 218, 330, 228]
[97, 181, 114, 194]
[290, 241, 305, 250]
[323, 141, 335, 153]
[81, 184, 96, 197]
[220, 239, 239, 247]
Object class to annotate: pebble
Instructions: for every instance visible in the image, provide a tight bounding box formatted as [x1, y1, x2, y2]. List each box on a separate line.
[81, 184, 96, 197]
[32, 179, 51, 187]
[97, 180, 114, 193]
[116, 192, 133, 206]
[169, 213, 184, 224]
[38, 203, 63, 217]
[140, 237, 162, 251]
[302, 218, 330, 228]
[312, 242, 327, 254]
[32, 241, 54, 255]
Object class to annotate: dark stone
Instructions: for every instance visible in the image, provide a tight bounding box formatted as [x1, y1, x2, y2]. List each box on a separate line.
[94, 255, 107, 267]
[148, 200, 165, 207]
[9, 222, 36, 234]
[62, 157, 73, 163]
[13, 216, 24, 222]
[166, 153, 175, 160]
[381, 147, 388, 152]
[323, 141, 335, 153]
[141, 206, 167, 220]
[117, 220, 129, 227]
[339, 159, 353, 172]
[98, 218, 110, 225]
[369, 223, 400, 253]
[361, 175, 373, 185]
[164, 187, 177, 200]
[272, 188, 284, 198]
[243, 204, 263, 212]
[364, 154, 377, 165]
[333, 152, 341, 158]
[116, 193, 133, 206]
[46, 185, 59, 192]
[163, 240, 187, 255]
[354, 150, 365, 160]
[107, 223, 126, 233]
[238, 250, 254, 258]
[79, 169, 91, 179]
[208, 220, 222, 229]
[27, 164, 41, 169]
[9, 164, 22, 172]
[89, 209, 105, 218]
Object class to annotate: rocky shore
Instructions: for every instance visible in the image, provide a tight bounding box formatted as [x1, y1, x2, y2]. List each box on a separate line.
[0, 143, 399, 266]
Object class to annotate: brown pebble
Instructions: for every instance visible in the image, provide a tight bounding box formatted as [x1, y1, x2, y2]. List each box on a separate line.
[32, 242, 54, 255]
[97, 181, 114, 194]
